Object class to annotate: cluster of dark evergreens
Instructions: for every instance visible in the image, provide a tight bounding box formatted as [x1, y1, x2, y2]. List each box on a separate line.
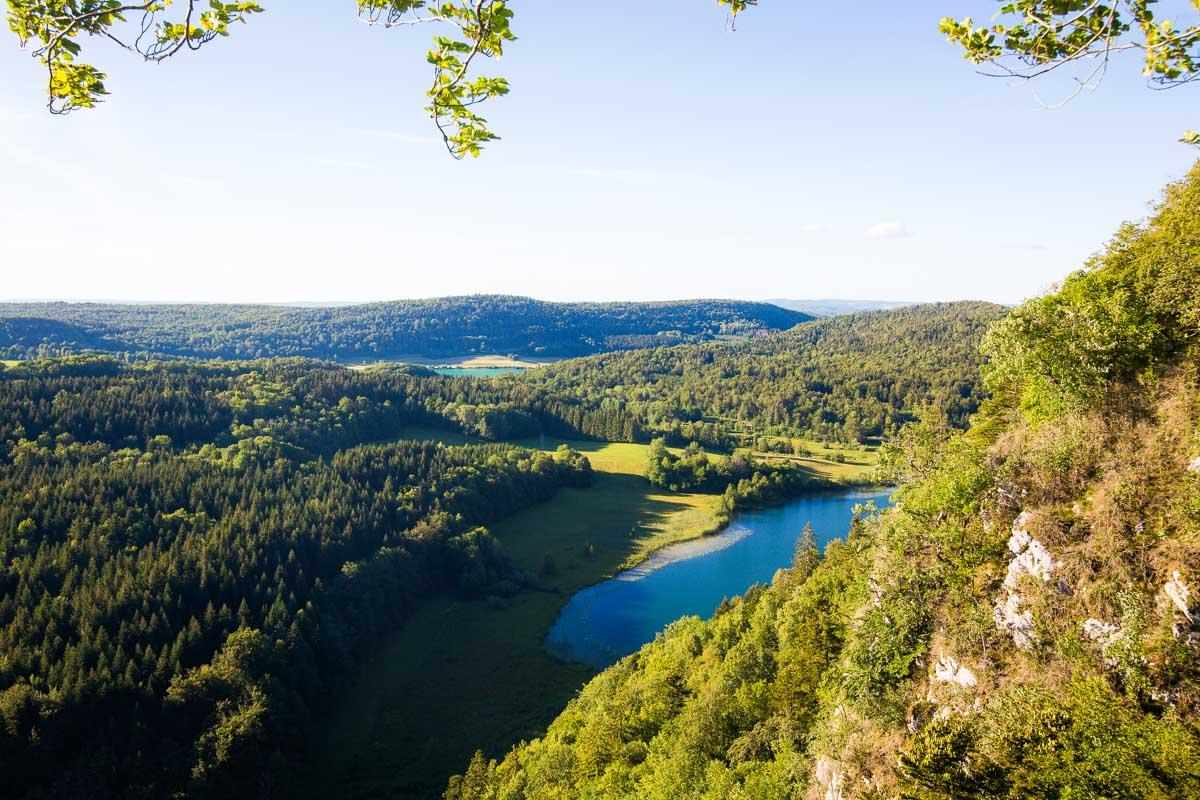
[0, 355, 648, 456]
[644, 440, 836, 510]
[516, 302, 1005, 448]
[0, 359, 594, 799]
[0, 296, 810, 361]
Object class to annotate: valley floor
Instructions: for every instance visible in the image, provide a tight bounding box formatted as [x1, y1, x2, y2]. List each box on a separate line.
[301, 434, 876, 799]
[301, 438, 722, 800]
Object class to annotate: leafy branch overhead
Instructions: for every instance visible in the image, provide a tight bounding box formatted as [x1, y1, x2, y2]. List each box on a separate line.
[5, 0, 755, 157]
[5, 1, 265, 113]
[2, 0, 749, 159]
[357, 1, 516, 159]
[5, 0, 1195, 153]
[941, 0, 1199, 144]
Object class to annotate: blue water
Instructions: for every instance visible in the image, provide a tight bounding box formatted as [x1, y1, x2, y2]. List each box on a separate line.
[433, 366, 527, 377]
[545, 488, 892, 668]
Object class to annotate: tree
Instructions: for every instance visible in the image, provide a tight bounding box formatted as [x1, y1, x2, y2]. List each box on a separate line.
[11, 2, 1195, 153]
[941, 0, 1199, 145]
[793, 522, 819, 579]
[4, 0, 750, 158]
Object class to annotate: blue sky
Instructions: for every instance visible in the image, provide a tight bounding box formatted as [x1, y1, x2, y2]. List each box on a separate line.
[1, 0, 1196, 305]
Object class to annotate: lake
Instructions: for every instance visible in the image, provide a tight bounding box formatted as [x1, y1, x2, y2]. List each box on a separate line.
[433, 366, 527, 377]
[545, 487, 892, 668]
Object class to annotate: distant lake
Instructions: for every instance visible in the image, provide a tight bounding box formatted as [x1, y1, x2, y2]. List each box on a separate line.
[545, 488, 892, 668]
[433, 366, 528, 377]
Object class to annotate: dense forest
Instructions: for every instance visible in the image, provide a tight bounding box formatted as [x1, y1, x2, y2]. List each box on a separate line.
[0, 293, 1013, 799]
[446, 166, 1200, 800]
[517, 303, 1005, 448]
[0, 357, 606, 798]
[0, 297, 811, 361]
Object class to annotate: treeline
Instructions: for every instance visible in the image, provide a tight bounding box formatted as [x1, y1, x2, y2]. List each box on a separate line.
[0, 302, 1001, 453]
[516, 302, 1006, 448]
[645, 439, 842, 510]
[0, 355, 643, 457]
[0, 296, 810, 361]
[0, 360, 595, 799]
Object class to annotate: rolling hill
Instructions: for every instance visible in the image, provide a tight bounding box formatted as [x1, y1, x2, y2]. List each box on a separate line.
[0, 296, 812, 361]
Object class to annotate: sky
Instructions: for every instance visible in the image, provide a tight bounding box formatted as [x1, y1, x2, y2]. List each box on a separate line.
[1, 0, 1197, 306]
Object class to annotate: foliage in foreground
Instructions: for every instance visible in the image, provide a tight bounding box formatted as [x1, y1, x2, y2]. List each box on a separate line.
[7, 2, 1197, 152]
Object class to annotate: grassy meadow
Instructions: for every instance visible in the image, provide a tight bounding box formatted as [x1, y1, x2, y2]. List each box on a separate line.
[303, 436, 724, 800]
[749, 437, 878, 482]
[348, 354, 554, 370]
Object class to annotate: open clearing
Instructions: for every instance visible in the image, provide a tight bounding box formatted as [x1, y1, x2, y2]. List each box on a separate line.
[303, 437, 723, 800]
[751, 437, 878, 482]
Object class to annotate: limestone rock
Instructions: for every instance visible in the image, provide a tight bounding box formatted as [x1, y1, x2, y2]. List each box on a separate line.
[933, 655, 978, 688]
[815, 757, 845, 800]
[1166, 571, 1193, 622]
[1082, 618, 1120, 646]
[994, 594, 1035, 649]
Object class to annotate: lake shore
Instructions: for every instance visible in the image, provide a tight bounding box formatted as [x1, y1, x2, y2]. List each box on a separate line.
[300, 441, 725, 800]
[302, 435, 882, 800]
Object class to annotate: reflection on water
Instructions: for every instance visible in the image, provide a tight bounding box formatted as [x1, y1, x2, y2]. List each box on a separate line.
[545, 488, 891, 668]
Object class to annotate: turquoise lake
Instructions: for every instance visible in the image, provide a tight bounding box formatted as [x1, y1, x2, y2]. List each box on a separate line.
[432, 366, 527, 377]
[545, 488, 892, 668]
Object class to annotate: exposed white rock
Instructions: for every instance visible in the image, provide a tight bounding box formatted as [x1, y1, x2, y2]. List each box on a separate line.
[1187, 456, 1200, 475]
[1005, 538, 1056, 589]
[1165, 571, 1193, 622]
[1008, 529, 1032, 556]
[994, 594, 1035, 649]
[867, 578, 884, 608]
[1008, 511, 1033, 554]
[995, 511, 1060, 648]
[1082, 618, 1120, 646]
[934, 655, 978, 688]
[815, 757, 845, 800]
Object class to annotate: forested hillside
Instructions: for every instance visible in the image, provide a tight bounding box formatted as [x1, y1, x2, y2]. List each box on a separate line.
[0, 301, 1004, 798]
[0, 296, 811, 361]
[0, 358, 601, 798]
[515, 303, 1004, 448]
[447, 167, 1200, 800]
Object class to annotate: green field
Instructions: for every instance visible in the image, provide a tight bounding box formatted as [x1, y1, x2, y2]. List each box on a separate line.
[347, 354, 556, 370]
[302, 438, 723, 800]
[750, 437, 878, 482]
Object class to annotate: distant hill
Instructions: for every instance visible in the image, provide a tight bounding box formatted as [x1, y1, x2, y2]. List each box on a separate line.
[767, 298, 916, 317]
[518, 301, 1007, 446]
[0, 296, 812, 361]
